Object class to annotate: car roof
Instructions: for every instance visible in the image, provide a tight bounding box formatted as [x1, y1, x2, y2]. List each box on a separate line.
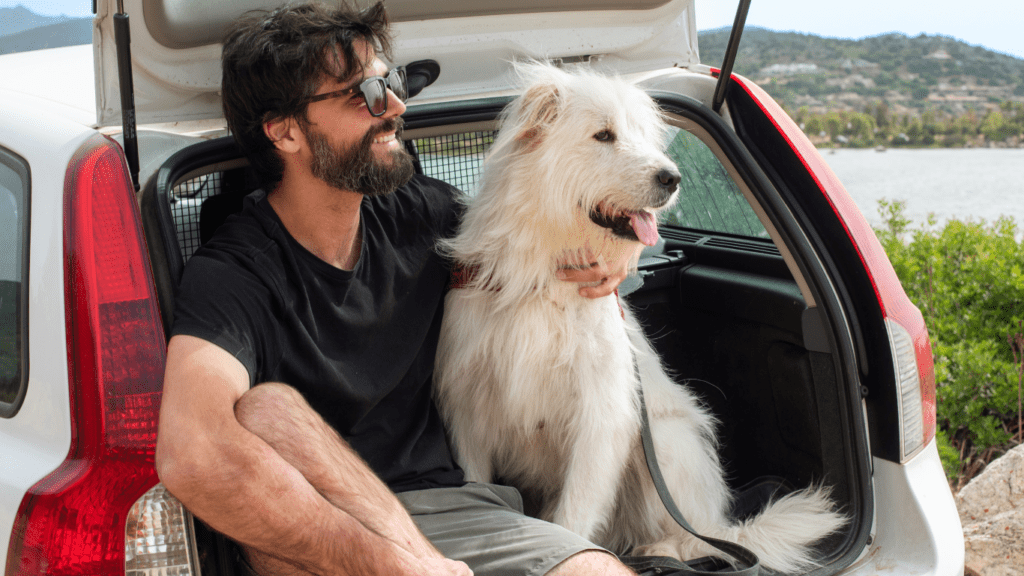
[0, 45, 96, 127]
[94, 0, 698, 127]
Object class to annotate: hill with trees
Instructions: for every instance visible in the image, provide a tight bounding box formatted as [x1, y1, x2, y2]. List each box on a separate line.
[699, 28, 1024, 147]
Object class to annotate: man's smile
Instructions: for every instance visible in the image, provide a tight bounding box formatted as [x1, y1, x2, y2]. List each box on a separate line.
[373, 132, 400, 148]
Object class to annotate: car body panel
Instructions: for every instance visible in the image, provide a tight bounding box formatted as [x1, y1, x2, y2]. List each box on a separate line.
[0, 96, 91, 567]
[95, 0, 698, 126]
[0, 46, 97, 127]
[847, 444, 964, 576]
[143, 0, 679, 48]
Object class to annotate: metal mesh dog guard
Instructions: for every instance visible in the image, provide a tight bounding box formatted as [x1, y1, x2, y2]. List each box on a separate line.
[165, 130, 498, 266]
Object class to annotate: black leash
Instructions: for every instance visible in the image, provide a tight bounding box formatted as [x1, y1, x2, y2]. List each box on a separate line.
[633, 359, 761, 576]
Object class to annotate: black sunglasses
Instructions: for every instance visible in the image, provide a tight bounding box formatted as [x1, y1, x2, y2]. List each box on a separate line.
[306, 67, 408, 117]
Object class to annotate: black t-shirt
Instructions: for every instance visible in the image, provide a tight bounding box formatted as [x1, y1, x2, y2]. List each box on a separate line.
[172, 174, 466, 492]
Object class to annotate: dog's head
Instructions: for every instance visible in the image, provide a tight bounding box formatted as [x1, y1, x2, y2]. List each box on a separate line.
[496, 63, 681, 250]
[445, 63, 683, 295]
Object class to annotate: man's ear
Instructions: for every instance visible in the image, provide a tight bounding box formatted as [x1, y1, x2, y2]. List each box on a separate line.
[263, 116, 302, 154]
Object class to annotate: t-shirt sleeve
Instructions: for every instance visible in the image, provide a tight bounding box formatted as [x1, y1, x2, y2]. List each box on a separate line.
[171, 249, 272, 387]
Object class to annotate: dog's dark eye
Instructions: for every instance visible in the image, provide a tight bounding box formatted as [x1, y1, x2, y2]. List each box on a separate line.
[593, 130, 615, 142]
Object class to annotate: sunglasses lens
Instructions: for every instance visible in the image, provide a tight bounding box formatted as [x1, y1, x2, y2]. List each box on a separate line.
[356, 69, 407, 117]
[389, 68, 408, 102]
[364, 79, 387, 116]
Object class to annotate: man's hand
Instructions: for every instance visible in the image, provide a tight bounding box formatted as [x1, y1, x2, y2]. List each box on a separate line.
[556, 245, 641, 299]
[387, 542, 472, 576]
[557, 259, 627, 298]
[441, 559, 474, 576]
[401, 545, 473, 569]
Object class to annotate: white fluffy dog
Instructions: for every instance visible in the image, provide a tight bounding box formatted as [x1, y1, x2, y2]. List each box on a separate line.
[434, 63, 846, 573]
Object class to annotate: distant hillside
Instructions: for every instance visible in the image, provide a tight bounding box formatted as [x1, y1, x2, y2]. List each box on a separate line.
[0, 6, 91, 55]
[698, 27, 1024, 117]
[0, 5, 66, 35]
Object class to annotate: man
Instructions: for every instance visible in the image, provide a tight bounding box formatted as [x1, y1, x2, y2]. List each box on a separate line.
[155, 3, 638, 575]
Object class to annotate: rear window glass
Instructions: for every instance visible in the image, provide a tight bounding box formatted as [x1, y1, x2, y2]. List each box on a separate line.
[414, 128, 768, 239]
[661, 127, 768, 239]
[0, 148, 29, 417]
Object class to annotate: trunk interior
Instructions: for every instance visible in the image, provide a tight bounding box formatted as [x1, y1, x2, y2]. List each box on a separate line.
[140, 93, 870, 575]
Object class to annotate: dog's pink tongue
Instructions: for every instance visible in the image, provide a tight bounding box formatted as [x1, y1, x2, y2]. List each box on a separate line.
[629, 210, 659, 246]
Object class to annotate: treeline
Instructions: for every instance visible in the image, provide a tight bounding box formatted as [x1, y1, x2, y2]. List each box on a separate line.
[794, 101, 1024, 147]
[875, 201, 1024, 488]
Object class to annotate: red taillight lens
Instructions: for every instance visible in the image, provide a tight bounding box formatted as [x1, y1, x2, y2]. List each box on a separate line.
[5, 134, 166, 576]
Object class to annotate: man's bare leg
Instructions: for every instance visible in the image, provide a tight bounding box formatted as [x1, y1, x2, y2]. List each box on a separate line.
[547, 551, 636, 576]
[232, 383, 461, 574]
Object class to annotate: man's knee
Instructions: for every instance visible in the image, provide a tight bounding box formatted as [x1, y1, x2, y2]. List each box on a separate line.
[234, 382, 310, 431]
[546, 550, 634, 576]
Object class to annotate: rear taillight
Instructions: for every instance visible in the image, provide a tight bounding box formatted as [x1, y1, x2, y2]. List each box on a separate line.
[125, 484, 198, 576]
[5, 134, 195, 576]
[727, 73, 938, 462]
[886, 318, 937, 460]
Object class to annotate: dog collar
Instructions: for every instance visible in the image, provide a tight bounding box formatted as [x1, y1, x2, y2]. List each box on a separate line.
[449, 263, 486, 290]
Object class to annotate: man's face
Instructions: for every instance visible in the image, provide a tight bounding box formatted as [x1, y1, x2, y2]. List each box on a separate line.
[304, 116, 414, 197]
[302, 40, 413, 196]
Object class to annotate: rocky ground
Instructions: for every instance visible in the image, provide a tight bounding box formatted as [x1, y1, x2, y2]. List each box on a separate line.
[956, 444, 1024, 575]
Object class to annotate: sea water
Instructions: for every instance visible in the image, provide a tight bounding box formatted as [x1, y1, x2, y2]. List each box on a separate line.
[820, 148, 1024, 232]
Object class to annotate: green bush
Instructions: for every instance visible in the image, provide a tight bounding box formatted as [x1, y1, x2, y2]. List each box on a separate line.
[875, 200, 1024, 484]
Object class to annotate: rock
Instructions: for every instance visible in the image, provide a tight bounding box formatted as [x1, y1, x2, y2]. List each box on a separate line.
[956, 444, 1024, 576]
[957, 444, 1024, 522]
[962, 509, 1024, 575]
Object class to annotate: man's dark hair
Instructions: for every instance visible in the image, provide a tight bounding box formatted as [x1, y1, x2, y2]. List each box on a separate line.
[221, 1, 393, 189]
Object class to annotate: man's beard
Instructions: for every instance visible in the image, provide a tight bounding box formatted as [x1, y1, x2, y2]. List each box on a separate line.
[306, 117, 415, 197]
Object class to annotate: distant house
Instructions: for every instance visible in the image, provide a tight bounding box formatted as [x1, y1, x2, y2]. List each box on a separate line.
[925, 49, 953, 60]
[841, 58, 880, 72]
[759, 63, 820, 76]
[826, 74, 876, 90]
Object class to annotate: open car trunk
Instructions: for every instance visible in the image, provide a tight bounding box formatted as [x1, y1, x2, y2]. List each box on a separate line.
[139, 66, 873, 574]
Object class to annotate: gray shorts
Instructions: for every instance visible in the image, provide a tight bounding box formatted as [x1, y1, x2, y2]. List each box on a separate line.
[397, 482, 609, 576]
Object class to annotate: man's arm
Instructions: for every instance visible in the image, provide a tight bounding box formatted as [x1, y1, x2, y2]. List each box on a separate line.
[156, 335, 469, 576]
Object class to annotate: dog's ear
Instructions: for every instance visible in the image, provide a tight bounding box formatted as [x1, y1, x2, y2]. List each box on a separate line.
[514, 81, 561, 147]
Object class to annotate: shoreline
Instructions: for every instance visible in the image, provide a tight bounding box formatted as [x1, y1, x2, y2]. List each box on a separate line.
[816, 143, 1024, 150]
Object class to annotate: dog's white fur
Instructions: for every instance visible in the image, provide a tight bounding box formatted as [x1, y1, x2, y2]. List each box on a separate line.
[434, 63, 846, 573]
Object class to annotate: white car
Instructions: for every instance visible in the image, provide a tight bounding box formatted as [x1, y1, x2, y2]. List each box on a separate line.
[0, 1, 963, 575]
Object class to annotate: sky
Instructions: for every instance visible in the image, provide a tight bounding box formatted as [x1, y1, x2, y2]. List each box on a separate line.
[694, 0, 1023, 60]
[1, 0, 89, 17]
[2, 0, 1022, 60]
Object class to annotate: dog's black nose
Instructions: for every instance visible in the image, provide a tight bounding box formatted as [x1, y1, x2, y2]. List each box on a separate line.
[655, 168, 681, 192]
